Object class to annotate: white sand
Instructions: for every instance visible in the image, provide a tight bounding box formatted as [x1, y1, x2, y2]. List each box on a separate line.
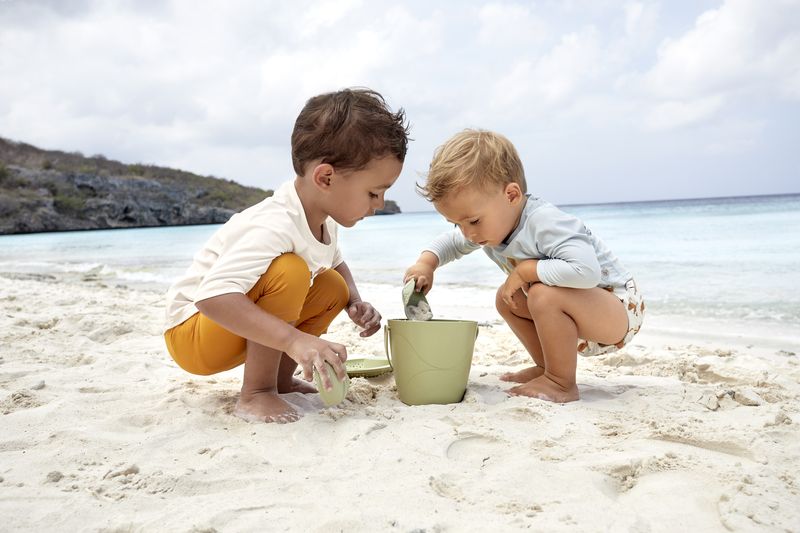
[1, 272, 799, 532]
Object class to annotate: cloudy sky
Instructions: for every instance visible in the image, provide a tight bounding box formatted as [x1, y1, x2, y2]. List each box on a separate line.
[1, 0, 798, 211]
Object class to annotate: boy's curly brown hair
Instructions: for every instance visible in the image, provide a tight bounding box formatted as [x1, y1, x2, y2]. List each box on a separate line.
[291, 88, 410, 176]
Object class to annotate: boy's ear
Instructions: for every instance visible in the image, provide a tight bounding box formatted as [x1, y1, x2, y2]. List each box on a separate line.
[505, 183, 523, 204]
[311, 163, 335, 189]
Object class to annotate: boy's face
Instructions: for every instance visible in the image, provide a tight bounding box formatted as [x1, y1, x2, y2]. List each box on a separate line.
[326, 156, 403, 227]
[434, 183, 525, 247]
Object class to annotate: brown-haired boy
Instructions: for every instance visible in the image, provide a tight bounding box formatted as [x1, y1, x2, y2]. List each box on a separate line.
[405, 129, 644, 403]
[165, 88, 410, 423]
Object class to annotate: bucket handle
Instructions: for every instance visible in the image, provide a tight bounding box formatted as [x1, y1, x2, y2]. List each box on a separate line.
[383, 323, 394, 370]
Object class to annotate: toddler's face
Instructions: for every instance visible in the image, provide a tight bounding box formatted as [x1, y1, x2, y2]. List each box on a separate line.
[434, 183, 524, 247]
[328, 156, 403, 227]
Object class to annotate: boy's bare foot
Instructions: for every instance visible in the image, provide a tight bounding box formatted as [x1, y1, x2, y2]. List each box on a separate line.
[499, 365, 545, 383]
[234, 389, 301, 424]
[278, 376, 317, 394]
[507, 374, 579, 403]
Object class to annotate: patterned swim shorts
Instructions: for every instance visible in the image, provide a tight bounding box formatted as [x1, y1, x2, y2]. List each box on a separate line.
[577, 279, 645, 357]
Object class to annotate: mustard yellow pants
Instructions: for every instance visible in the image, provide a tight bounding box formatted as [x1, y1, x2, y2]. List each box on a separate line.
[164, 253, 349, 375]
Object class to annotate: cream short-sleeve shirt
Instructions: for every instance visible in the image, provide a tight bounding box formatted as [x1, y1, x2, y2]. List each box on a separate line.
[164, 180, 343, 331]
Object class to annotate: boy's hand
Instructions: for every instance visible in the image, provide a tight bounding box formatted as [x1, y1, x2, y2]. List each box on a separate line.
[347, 300, 381, 337]
[403, 262, 435, 294]
[500, 269, 528, 310]
[286, 332, 348, 390]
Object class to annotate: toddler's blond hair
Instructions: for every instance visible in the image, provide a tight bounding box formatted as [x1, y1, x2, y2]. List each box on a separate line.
[418, 129, 526, 202]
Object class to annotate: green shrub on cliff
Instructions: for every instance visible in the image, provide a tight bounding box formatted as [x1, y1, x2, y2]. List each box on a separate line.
[0, 162, 26, 188]
[53, 194, 86, 216]
[128, 163, 146, 176]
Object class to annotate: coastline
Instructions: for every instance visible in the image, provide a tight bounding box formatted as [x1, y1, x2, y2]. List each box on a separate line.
[0, 209, 403, 237]
[1, 272, 798, 531]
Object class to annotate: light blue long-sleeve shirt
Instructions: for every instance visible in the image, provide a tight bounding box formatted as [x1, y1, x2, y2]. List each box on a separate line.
[426, 196, 633, 291]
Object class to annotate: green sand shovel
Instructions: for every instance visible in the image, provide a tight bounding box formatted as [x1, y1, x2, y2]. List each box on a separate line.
[313, 361, 350, 406]
[402, 278, 433, 321]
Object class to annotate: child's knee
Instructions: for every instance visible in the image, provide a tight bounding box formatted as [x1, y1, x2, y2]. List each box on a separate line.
[321, 269, 350, 312]
[495, 285, 528, 317]
[249, 253, 312, 320]
[269, 253, 312, 289]
[527, 283, 558, 315]
[495, 287, 510, 314]
[294, 270, 349, 337]
[251, 253, 312, 300]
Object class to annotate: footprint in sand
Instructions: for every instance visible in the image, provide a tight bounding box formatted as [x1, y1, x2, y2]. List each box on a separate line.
[504, 405, 544, 422]
[429, 473, 465, 501]
[86, 322, 135, 344]
[598, 454, 683, 494]
[446, 433, 506, 464]
[649, 434, 755, 461]
[178, 385, 234, 412]
[118, 413, 157, 428]
[579, 384, 634, 402]
[463, 383, 507, 405]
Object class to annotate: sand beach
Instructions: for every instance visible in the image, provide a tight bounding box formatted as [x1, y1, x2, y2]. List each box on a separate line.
[1, 271, 798, 532]
[3, 0, 800, 529]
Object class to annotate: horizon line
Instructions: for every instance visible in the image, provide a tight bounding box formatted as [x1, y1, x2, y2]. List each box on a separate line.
[398, 190, 800, 214]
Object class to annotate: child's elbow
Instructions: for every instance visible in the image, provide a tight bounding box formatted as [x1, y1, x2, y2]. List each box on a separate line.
[575, 264, 602, 288]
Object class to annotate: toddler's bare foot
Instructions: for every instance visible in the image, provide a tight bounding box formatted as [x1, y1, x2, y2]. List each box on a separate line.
[507, 375, 579, 403]
[278, 376, 317, 394]
[500, 365, 545, 383]
[234, 389, 301, 424]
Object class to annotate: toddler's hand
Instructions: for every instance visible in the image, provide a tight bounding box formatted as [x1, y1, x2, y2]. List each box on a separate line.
[286, 333, 348, 390]
[500, 269, 528, 310]
[403, 262, 434, 294]
[347, 300, 381, 337]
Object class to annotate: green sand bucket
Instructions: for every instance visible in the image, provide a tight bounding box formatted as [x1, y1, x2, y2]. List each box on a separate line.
[384, 319, 478, 405]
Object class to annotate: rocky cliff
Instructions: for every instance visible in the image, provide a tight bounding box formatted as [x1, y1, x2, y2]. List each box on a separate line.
[0, 137, 270, 235]
[0, 137, 400, 235]
[374, 199, 401, 215]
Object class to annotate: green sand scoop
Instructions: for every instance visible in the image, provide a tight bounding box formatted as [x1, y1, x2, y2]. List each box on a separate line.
[314, 361, 350, 406]
[388, 279, 478, 405]
[402, 278, 433, 321]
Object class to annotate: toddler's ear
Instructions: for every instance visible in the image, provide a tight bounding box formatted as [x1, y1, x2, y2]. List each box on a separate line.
[505, 183, 523, 203]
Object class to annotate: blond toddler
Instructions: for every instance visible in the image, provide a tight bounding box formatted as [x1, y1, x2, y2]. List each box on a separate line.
[405, 130, 644, 403]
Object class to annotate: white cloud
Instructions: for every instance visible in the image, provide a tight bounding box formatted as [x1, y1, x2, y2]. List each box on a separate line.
[644, 95, 725, 130]
[0, 0, 797, 209]
[639, 0, 800, 114]
[298, 0, 364, 39]
[477, 2, 549, 47]
[702, 117, 764, 155]
[624, 1, 659, 43]
[484, 27, 605, 123]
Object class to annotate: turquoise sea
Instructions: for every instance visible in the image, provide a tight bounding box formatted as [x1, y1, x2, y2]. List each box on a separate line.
[1, 194, 799, 328]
